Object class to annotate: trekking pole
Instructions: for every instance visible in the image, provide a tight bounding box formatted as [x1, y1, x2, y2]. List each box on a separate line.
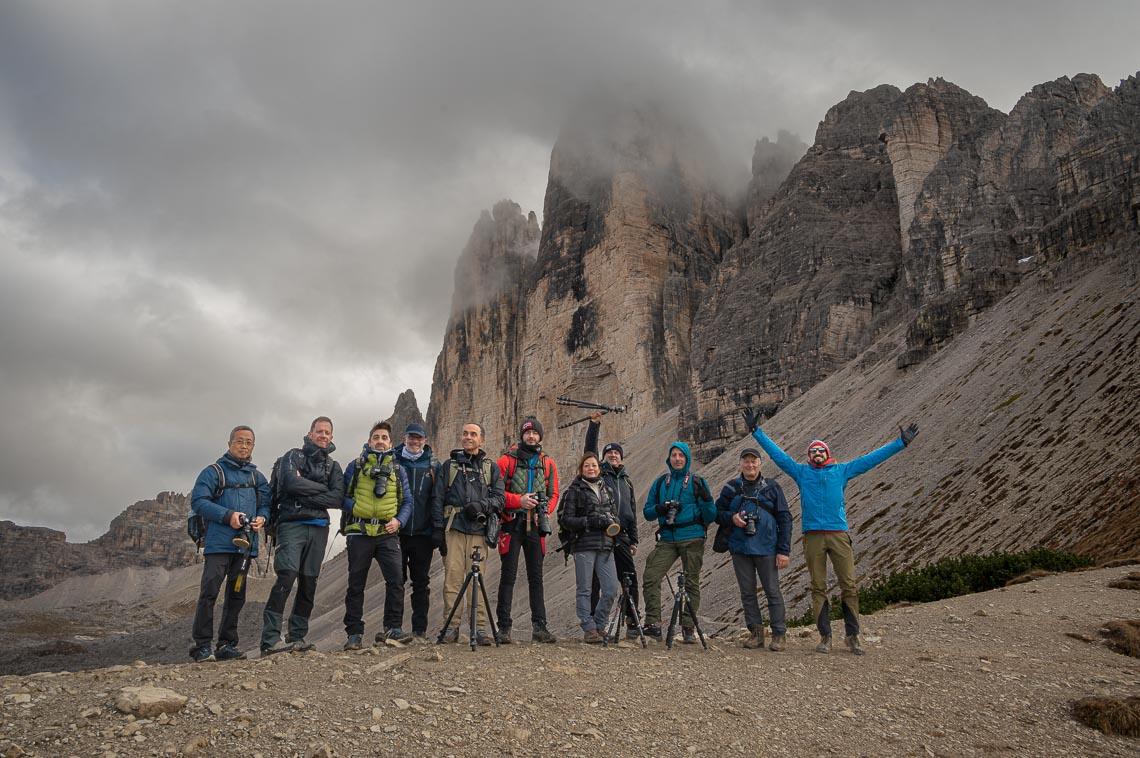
[557, 411, 609, 430]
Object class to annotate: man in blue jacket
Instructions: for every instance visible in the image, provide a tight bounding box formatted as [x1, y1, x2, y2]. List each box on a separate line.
[392, 422, 441, 642]
[189, 425, 271, 662]
[641, 441, 716, 643]
[742, 409, 919, 655]
[715, 448, 792, 651]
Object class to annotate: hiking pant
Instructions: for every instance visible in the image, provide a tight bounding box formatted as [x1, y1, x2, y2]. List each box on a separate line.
[442, 530, 489, 633]
[496, 518, 547, 630]
[804, 530, 859, 638]
[574, 549, 618, 632]
[731, 552, 786, 634]
[400, 534, 435, 635]
[591, 540, 638, 627]
[191, 553, 246, 649]
[261, 522, 328, 648]
[642, 537, 705, 627]
[343, 533, 403, 636]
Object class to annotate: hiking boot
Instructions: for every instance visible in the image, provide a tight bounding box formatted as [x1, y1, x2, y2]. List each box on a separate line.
[412, 631, 430, 644]
[583, 629, 603, 644]
[742, 624, 766, 649]
[626, 625, 642, 640]
[286, 638, 315, 652]
[475, 631, 494, 647]
[260, 640, 296, 656]
[214, 642, 245, 661]
[190, 645, 214, 663]
[768, 632, 787, 652]
[343, 634, 363, 651]
[845, 634, 866, 656]
[440, 627, 459, 644]
[682, 627, 697, 645]
[532, 623, 557, 644]
[816, 634, 832, 654]
[642, 624, 662, 641]
[497, 627, 513, 645]
[379, 628, 411, 644]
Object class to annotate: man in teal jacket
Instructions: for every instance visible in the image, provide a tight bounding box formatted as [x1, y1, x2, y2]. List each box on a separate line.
[743, 408, 919, 655]
[641, 441, 716, 643]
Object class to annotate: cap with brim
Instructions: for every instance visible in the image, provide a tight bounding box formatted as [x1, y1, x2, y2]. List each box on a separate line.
[739, 448, 762, 459]
[405, 422, 427, 438]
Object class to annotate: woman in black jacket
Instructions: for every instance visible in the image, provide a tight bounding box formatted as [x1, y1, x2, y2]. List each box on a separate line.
[558, 453, 620, 643]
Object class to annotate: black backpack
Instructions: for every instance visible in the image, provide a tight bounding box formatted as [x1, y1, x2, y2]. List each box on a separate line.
[187, 463, 262, 551]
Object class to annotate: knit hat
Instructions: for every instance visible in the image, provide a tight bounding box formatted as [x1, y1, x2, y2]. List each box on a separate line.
[807, 440, 831, 457]
[602, 442, 624, 459]
[520, 416, 543, 441]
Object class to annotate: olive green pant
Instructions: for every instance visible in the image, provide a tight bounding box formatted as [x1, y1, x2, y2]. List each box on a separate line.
[803, 530, 859, 637]
[641, 537, 705, 627]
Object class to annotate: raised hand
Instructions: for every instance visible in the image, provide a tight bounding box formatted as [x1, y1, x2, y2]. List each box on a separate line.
[900, 423, 919, 447]
[741, 407, 760, 433]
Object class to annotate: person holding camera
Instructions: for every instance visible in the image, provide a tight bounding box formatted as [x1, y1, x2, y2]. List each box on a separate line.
[715, 448, 791, 651]
[259, 416, 344, 655]
[584, 410, 640, 639]
[340, 421, 413, 650]
[392, 422, 442, 643]
[494, 417, 559, 644]
[742, 408, 919, 655]
[189, 425, 271, 663]
[557, 452, 621, 643]
[641, 441, 716, 642]
[431, 422, 506, 645]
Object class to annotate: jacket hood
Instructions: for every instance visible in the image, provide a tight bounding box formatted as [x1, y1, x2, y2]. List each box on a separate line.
[220, 452, 255, 469]
[303, 436, 336, 457]
[393, 442, 433, 460]
[665, 442, 692, 475]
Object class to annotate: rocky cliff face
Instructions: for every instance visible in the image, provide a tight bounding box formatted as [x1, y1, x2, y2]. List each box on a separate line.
[0, 493, 198, 600]
[427, 104, 745, 464]
[383, 389, 426, 439]
[683, 73, 1139, 457]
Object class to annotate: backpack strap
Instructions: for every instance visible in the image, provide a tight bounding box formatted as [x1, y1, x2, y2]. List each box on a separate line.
[210, 463, 226, 500]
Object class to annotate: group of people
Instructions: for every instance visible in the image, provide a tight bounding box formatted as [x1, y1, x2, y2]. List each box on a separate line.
[188, 409, 918, 661]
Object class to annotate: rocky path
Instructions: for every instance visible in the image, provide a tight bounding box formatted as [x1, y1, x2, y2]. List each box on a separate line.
[2, 566, 1137, 757]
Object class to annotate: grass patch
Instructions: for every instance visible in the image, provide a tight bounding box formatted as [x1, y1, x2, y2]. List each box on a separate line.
[993, 392, 1023, 411]
[1108, 571, 1140, 591]
[1100, 620, 1140, 658]
[1072, 696, 1140, 737]
[788, 549, 1093, 626]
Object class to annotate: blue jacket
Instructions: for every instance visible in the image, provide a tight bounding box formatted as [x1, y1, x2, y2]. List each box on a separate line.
[393, 443, 440, 537]
[714, 476, 792, 556]
[752, 428, 905, 532]
[642, 442, 716, 542]
[191, 453, 271, 556]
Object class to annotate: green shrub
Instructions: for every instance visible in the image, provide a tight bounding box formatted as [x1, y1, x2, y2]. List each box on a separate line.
[788, 548, 1093, 627]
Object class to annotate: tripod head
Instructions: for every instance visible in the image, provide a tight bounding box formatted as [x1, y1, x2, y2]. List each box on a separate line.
[470, 546, 483, 566]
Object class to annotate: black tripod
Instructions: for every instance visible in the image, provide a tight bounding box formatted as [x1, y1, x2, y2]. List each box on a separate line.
[604, 572, 647, 648]
[437, 546, 501, 651]
[664, 570, 708, 650]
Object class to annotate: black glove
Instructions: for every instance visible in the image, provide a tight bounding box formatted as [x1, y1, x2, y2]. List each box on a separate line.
[587, 514, 609, 531]
[900, 423, 919, 447]
[741, 407, 760, 433]
[654, 502, 671, 517]
[463, 501, 484, 520]
[432, 528, 448, 556]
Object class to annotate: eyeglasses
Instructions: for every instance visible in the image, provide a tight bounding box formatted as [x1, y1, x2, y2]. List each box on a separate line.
[231, 440, 254, 447]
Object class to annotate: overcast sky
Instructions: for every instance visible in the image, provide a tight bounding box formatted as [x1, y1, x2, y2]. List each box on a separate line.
[1, 1, 1136, 540]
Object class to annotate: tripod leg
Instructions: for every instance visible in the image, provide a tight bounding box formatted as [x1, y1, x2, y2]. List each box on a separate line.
[469, 570, 478, 651]
[476, 571, 501, 647]
[665, 589, 682, 649]
[602, 590, 624, 648]
[437, 571, 475, 643]
[684, 590, 709, 650]
[625, 593, 648, 648]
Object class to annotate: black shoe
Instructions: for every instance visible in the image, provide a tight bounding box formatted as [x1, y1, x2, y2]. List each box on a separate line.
[343, 634, 363, 651]
[642, 624, 662, 640]
[497, 627, 513, 644]
[214, 642, 245, 661]
[531, 623, 556, 644]
[261, 640, 296, 656]
[190, 645, 214, 663]
[440, 627, 459, 644]
[475, 631, 494, 647]
[286, 638, 315, 652]
[682, 627, 697, 644]
[626, 625, 642, 640]
[379, 628, 411, 643]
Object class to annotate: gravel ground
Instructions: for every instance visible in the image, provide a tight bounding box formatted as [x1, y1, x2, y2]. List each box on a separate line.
[2, 566, 1138, 757]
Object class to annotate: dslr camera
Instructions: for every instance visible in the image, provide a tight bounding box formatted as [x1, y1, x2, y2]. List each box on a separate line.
[532, 492, 552, 536]
[370, 459, 395, 498]
[663, 499, 681, 526]
[741, 511, 757, 537]
[231, 513, 253, 551]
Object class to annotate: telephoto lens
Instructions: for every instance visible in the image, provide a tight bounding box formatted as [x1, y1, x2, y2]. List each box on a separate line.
[743, 513, 757, 537]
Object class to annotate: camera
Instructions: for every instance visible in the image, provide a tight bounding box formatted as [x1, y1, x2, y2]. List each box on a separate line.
[602, 512, 622, 538]
[533, 492, 552, 536]
[370, 459, 394, 498]
[742, 512, 757, 537]
[663, 500, 681, 526]
[232, 513, 252, 551]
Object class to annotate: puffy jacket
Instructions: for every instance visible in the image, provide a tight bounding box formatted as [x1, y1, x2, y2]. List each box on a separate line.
[714, 476, 792, 556]
[497, 444, 560, 523]
[752, 428, 905, 532]
[584, 420, 638, 546]
[275, 437, 345, 526]
[342, 447, 412, 536]
[557, 476, 618, 553]
[431, 449, 506, 536]
[191, 452, 271, 556]
[642, 442, 716, 542]
[393, 443, 440, 537]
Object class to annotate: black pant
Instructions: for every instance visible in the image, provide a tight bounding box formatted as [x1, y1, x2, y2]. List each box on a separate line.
[496, 519, 547, 629]
[192, 553, 246, 648]
[400, 534, 434, 634]
[343, 533, 404, 635]
[591, 540, 639, 627]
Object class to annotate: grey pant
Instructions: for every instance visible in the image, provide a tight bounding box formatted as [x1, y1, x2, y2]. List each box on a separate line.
[574, 550, 618, 632]
[731, 552, 786, 634]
